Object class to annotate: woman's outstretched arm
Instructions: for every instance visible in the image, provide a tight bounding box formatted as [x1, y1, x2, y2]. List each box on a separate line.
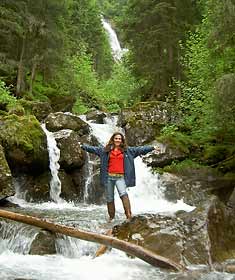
[81, 144, 103, 156]
[129, 145, 160, 158]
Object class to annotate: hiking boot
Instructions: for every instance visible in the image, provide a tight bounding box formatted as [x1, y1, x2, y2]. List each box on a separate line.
[107, 201, 115, 222]
[121, 194, 132, 220]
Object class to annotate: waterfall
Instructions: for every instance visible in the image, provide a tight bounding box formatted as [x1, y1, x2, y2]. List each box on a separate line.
[1, 115, 228, 280]
[102, 18, 127, 61]
[83, 152, 93, 202]
[41, 124, 64, 203]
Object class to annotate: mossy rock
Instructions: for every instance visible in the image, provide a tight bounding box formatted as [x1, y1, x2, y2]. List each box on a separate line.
[49, 95, 76, 112]
[0, 144, 14, 199]
[119, 101, 172, 145]
[19, 99, 52, 121]
[0, 114, 49, 174]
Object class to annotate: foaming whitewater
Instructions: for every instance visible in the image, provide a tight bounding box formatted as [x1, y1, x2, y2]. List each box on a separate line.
[88, 116, 195, 214]
[0, 220, 38, 254]
[0, 115, 232, 280]
[41, 124, 64, 203]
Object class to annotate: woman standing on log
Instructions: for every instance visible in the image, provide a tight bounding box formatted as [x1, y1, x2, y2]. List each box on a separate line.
[81, 132, 160, 222]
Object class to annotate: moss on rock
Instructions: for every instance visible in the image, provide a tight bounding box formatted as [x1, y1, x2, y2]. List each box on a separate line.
[0, 114, 44, 152]
[0, 114, 48, 174]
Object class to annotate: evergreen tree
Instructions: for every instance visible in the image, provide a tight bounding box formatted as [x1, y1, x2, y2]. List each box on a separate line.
[119, 0, 200, 100]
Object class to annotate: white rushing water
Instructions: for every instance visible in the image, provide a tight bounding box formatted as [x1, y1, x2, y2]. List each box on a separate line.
[102, 18, 127, 61]
[88, 116, 194, 214]
[41, 124, 64, 203]
[0, 115, 232, 280]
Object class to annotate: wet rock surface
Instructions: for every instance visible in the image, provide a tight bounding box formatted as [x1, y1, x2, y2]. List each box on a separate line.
[29, 230, 56, 255]
[160, 172, 235, 207]
[113, 196, 235, 265]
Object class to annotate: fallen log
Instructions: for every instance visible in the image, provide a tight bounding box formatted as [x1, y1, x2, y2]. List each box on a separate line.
[0, 209, 185, 271]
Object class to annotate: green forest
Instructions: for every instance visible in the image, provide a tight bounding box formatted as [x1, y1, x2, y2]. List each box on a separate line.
[0, 0, 235, 175]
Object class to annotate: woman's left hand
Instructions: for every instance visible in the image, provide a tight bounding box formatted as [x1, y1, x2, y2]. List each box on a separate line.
[154, 146, 161, 153]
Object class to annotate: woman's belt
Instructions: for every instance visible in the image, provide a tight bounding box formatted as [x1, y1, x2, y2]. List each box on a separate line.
[108, 173, 124, 177]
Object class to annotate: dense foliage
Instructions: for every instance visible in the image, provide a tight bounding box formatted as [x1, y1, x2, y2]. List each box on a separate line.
[0, 0, 234, 172]
[0, 0, 138, 112]
[159, 0, 235, 173]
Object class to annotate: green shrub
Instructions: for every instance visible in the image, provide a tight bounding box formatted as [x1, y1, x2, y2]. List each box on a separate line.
[0, 80, 17, 109]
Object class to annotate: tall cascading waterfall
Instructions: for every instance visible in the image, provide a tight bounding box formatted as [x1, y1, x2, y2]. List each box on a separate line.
[102, 18, 127, 61]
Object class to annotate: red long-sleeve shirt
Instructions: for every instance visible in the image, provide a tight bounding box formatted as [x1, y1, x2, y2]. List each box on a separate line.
[108, 149, 124, 174]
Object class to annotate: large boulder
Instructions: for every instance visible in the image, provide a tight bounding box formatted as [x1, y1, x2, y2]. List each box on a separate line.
[0, 144, 14, 200]
[143, 144, 187, 168]
[118, 101, 171, 145]
[69, 156, 105, 204]
[54, 129, 85, 171]
[59, 170, 82, 201]
[45, 112, 89, 135]
[159, 172, 211, 206]
[113, 196, 235, 265]
[0, 114, 49, 175]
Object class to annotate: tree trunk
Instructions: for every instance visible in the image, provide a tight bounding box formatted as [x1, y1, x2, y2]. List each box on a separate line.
[0, 209, 185, 271]
[16, 36, 26, 96]
[29, 58, 38, 95]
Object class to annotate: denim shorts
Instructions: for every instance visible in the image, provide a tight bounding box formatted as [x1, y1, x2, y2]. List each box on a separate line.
[105, 175, 127, 202]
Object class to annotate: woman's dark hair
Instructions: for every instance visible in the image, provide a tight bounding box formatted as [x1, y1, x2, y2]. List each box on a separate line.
[105, 132, 128, 152]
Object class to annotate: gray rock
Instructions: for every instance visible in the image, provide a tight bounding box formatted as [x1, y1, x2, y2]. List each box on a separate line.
[86, 110, 107, 123]
[29, 230, 56, 255]
[59, 170, 81, 201]
[160, 172, 235, 207]
[17, 173, 51, 202]
[54, 130, 85, 171]
[45, 112, 89, 135]
[143, 144, 187, 168]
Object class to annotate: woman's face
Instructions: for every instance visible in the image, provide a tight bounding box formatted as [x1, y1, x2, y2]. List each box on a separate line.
[113, 134, 123, 147]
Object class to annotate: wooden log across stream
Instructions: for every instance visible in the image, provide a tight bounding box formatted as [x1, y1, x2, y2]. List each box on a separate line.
[0, 209, 185, 271]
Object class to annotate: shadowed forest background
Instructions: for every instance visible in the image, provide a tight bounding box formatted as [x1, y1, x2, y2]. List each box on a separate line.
[0, 0, 235, 176]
